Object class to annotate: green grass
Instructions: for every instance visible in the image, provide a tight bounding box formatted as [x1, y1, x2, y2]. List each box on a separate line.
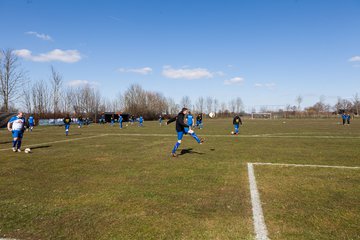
[0, 118, 359, 239]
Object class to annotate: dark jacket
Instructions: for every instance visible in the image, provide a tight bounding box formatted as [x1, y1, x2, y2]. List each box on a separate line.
[167, 112, 189, 132]
[233, 116, 242, 125]
[63, 117, 72, 124]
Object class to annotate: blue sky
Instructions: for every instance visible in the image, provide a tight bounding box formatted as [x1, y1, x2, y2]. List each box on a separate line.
[1, 0, 359, 110]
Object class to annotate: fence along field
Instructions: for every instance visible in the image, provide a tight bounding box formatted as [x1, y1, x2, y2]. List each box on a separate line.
[0, 118, 359, 239]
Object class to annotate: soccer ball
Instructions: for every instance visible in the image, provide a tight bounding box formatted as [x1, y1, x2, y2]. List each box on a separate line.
[24, 148, 31, 153]
[231, 131, 234, 135]
[209, 112, 215, 118]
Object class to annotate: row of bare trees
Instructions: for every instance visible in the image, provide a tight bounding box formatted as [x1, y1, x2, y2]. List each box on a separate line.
[2, 48, 359, 120]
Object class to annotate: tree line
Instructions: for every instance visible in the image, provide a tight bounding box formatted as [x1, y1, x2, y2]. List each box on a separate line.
[1, 48, 359, 120]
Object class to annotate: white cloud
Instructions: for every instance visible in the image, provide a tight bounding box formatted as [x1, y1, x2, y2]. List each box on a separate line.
[349, 56, 360, 62]
[117, 67, 153, 75]
[25, 31, 53, 41]
[254, 82, 276, 89]
[224, 77, 244, 85]
[67, 80, 99, 88]
[162, 66, 213, 79]
[13, 49, 81, 63]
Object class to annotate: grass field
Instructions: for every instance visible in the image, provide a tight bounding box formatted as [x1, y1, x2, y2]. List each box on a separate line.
[0, 118, 359, 240]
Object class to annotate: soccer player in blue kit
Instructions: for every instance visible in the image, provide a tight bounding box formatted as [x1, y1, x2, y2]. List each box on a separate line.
[139, 116, 144, 127]
[7, 112, 26, 152]
[28, 115, 35, 132]
[118, 114, 123, 129]
[63, 115, 72, 136]
[187, 111, 194, 129]
[167, 108, 204, 157]
[232, 115, 242, 135]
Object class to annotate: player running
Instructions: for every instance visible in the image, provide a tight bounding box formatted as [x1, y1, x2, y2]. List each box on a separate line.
[167, 108, 204, 157]
[139, 116, 144, 127]
[7, 112, 26, 152]
[28, 115, 35, 132]
[63, 115, 72, 136]
[232, 115, 243, 135]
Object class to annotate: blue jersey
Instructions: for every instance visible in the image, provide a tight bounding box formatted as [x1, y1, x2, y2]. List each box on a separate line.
[139, 117, 143, 123]
[342, 114, 347, 120]
[9, 116, 25, 131]
[187, 115, 193, 126]
[28, 116, 34, 124]
[119, 116, 123, 122]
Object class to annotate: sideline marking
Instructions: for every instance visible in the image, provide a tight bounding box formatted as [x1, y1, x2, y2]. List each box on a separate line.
[248, 163, 269, 240]
[111, 133, 360, 139]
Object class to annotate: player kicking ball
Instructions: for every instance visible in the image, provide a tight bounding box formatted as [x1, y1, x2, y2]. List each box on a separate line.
[167, 108, 204, 157]
[7, 112, 26, 152]
[232, 115, 242, 135]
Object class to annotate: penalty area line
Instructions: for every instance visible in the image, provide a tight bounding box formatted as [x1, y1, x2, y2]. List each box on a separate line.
[247, 161, 359, 240]
[252, 162, 360, 169]
[247, 163, 269, 240]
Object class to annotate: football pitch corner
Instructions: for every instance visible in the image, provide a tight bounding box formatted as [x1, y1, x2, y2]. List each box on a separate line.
[247, 162, 360, 240]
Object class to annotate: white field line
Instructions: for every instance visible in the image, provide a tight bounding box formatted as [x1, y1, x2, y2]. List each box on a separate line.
[1, 132, 360, 152]
[252, 162, 360, 169]
[111, 133, 360, 139]
[247, 163, 269, 240]
[0, 134, 109, 152]
[248, 162, 359, 239]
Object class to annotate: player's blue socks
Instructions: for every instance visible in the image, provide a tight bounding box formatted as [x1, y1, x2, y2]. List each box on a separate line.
[12, 140, 17, 148]
[172, 142, 180, 154]
[17, 140, 21, 149]
[190, 133, 201, 143]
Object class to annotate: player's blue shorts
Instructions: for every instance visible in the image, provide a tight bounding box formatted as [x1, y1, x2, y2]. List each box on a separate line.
[12, 130, 23, 138]
[29, 122, 34, 127]
[65, 124, 70, 130]
[177, 129, 190, 140]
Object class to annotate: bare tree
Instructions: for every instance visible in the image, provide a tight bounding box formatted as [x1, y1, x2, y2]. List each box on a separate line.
[235, 97, 243, 113]
[220, 102, 227, 113]
[352, 93, 359, 115]
[22, 83, 32, 113]
[50, 66, 62, 117]
[180, 96, 191, 108]
[295, 95, 303, 111]
[63, 87, 74, 114]
[195, 96, 204, 113]
[0, 49, 26, 112]
[206, 97, 213, 114]
[123, 84, 146, 115]
[213, 98, 219, 114]
[229, 99, 236, 113]
[167, 97, 179, 115]
[32, 80, 50, 117]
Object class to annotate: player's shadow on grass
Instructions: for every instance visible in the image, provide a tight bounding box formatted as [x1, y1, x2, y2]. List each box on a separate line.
[179, 148, 205, 156]
[0, 141, 13, 145]
[30, 145, 51, 150]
